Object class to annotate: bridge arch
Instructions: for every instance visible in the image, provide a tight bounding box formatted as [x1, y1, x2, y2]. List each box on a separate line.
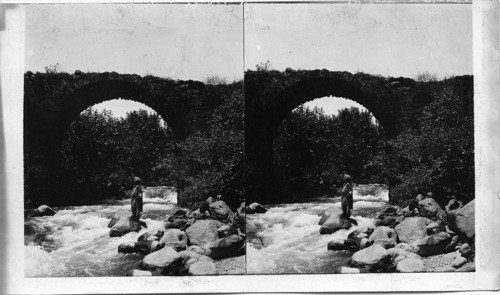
[270, 77, 389, 137]
[244, 70, 403, 204]
[24, 72, 223, 204]
[57, 79, 182, 140]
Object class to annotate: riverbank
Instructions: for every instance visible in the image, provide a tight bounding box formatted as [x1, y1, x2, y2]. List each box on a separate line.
[25, 193, 246, 277]
[247, 191, 475, 274]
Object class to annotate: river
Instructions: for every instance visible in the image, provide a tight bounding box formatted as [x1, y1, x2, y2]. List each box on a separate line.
[246, 185, 390, 274]
[24, 188, 179, 277]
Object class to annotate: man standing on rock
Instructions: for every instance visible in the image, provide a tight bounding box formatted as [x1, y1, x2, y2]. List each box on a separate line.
[130, 177, 144, 221]
[341, 174, 354, 219]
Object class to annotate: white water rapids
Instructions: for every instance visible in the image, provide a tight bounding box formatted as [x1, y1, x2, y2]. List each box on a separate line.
[24, 188, 179, 277]
[246, 184, 390, 274]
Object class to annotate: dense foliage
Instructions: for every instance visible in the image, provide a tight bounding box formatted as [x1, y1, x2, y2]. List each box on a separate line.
[154, 84, 244, 209]
[370, 85, 475, 206]
[273, 106, 384, 201]
[60, 109, 175, 204]
[25, 81, 244, 209]
[273, 80, 474, 207]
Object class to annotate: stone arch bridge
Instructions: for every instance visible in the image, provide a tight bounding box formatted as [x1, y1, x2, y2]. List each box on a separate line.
[24, 71, 226, 202]
[244, 69, 473, 203]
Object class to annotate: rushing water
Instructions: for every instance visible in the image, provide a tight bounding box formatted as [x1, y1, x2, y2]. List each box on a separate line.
[24, 188, 180, 277]
[246, 185, 390, 274]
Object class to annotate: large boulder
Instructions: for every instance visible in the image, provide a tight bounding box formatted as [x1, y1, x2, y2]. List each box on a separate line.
[395, 217, 432, 244]
[209, 200, 234, 221]
[159, 229, 188, 251]
[447, 200, 475, 244]
[185, 220, 222, 247]
[415, 232, 452, 256]
[349, 244, 390, 267]
[109, 218, 142, 237]
[188, 260, 217, 275]
[319, 214, 352, 235]
[327, 239, 359, 251]
[396, 258, 425, 272]
[246, 202, 267, 214]
[368, 226, 397, 249]
[418, 198, 445, 220]
[141, 246, 183, 271]
[208, 234, 244, 259]
[32, 205, 56, 217]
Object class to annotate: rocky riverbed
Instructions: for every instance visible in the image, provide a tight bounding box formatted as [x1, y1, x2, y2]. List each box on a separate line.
[247, 189, 475, 274]
[25, 190, 246, 277]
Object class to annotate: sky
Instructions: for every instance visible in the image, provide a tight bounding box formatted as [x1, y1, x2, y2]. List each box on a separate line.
[245, 3, 472, 78]
[244, 3, 472, 116]
[25, 3, 472, 118]
[25, 4, 243, 118]
[25, 4, 243, 81]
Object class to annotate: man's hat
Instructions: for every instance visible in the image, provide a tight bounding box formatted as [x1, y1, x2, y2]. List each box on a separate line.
[133, 177, 142, 184]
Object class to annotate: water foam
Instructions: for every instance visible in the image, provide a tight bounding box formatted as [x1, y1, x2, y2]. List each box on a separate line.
[247, 188, 387, 274]
[25, 202, 179, 277]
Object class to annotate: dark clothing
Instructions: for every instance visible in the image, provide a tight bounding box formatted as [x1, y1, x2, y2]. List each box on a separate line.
[341, 182, 353, 218]
[131, 185, 143, 220]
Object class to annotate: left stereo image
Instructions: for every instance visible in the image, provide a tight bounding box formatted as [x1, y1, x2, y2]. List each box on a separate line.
[23, 3, 245, 277]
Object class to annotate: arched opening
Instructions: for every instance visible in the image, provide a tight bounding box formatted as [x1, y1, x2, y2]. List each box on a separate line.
[271, 95, 386, 203]
[58, 97, 177, 205]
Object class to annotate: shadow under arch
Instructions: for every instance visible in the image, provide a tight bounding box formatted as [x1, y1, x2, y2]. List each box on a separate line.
[271, 93, 386, 202]
[245, 71, 398, 204]
[57, 79, 182, 140]
[270, 77, 391, 136]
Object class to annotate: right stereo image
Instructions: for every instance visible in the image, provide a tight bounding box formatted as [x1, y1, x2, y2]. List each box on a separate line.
[244, 3, 475, 275]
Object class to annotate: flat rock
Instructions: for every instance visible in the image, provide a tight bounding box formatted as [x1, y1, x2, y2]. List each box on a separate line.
[396, 258, 425, 272]
[395, 217, 432, 244]
[188, 260, 217, 275]
[141, 247, 182, 270]
[109, 218, 142, 237]
[319, 214, 352, 235]
[349, 244, 390, 267]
